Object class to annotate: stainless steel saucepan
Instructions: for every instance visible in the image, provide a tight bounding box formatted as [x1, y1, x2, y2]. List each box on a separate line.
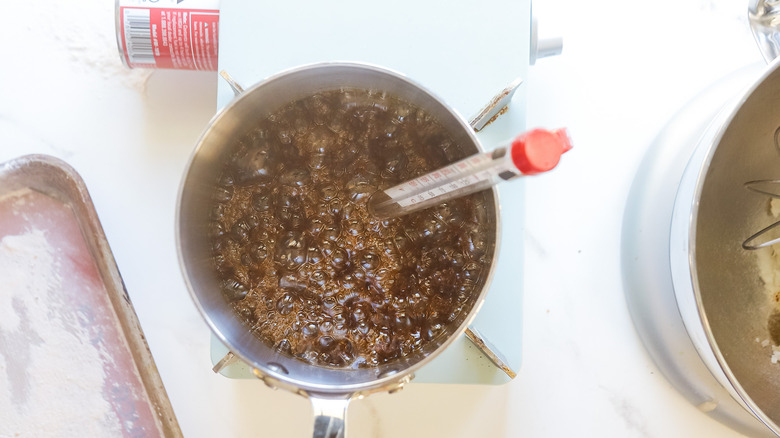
[176, 63, 500, 438]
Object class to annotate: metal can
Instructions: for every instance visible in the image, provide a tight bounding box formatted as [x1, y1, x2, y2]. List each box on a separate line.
[115, 0, 220, 71]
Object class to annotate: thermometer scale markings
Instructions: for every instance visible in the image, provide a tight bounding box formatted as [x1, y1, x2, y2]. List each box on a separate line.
[384, 153, 496, 207]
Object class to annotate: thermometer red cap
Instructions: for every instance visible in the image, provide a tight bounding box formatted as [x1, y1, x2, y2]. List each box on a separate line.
[510, 128, 572, 175]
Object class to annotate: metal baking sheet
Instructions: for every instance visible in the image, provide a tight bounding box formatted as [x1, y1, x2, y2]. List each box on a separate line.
[0, 154, 181, 437]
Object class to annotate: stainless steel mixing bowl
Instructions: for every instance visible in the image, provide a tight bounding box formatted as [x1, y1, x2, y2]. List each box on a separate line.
[623, 7, 780, 434]
[671, 57, 780, 435]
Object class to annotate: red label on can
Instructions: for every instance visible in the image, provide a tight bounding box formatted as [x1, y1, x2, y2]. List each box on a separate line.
[120, 7, 219, 71]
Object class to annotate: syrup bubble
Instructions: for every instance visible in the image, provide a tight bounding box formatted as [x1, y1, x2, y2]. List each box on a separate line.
[209, 88, 494, 369]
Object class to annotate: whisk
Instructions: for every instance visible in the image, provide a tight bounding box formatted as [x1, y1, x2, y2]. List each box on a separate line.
[742, 180, 780, 249]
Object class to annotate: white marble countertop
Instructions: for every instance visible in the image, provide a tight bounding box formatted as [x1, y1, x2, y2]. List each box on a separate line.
[0, 0, 770, 436]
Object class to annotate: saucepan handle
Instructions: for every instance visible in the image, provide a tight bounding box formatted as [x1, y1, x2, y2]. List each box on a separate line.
[749, 0, 780, 63]
[310, 395, 351, 438]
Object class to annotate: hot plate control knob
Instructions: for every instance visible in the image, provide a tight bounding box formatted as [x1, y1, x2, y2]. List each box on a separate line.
[530, 17, 563, 65]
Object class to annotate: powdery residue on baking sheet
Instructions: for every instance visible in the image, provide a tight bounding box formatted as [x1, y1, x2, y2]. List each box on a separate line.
[0, 188, 162, 437]
[0, 228, 121, 437]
